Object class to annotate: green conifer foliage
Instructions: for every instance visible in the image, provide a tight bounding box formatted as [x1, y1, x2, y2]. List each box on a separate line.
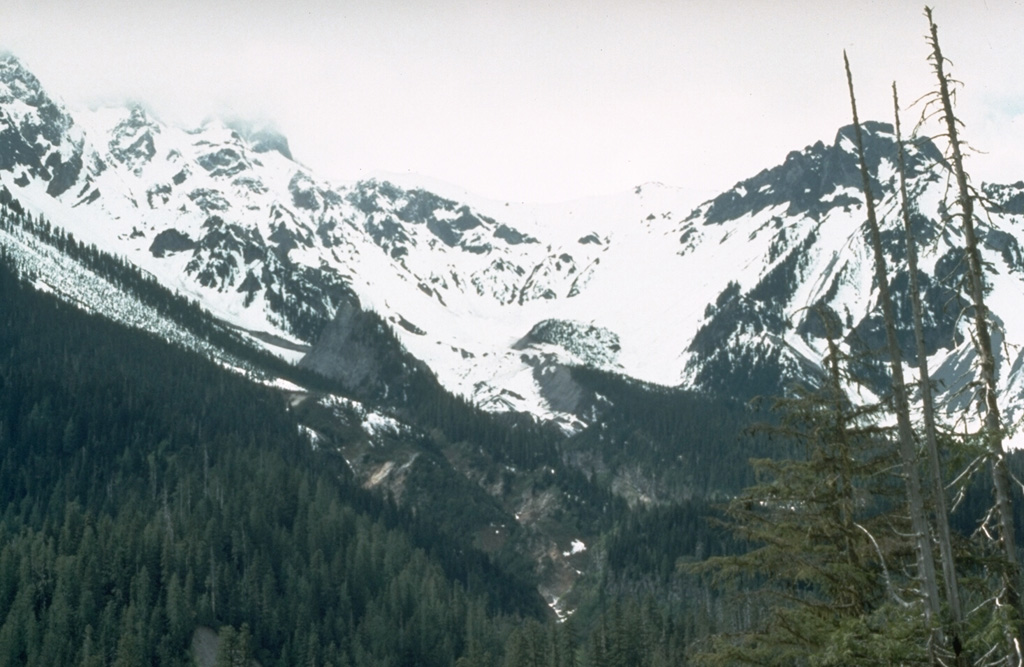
[690, 335, 932, 665]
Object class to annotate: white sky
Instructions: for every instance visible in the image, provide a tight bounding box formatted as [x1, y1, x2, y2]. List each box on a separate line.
[4, 0, 1024, 206]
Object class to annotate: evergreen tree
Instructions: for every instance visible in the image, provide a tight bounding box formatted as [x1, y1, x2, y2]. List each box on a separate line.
[690, 330, 932, 664]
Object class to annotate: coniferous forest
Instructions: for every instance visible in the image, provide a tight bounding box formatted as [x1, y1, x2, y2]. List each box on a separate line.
[0, 219, 718, 665]
[0, 250, 521, 666]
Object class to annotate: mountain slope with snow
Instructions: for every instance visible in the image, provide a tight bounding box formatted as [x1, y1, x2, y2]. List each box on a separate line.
[3, 53, 1024, 433]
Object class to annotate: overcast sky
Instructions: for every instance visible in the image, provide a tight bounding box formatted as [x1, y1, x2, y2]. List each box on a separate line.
[5, 0, 1024, 205]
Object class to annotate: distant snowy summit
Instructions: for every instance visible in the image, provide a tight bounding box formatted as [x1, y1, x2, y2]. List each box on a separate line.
[3, 52, 1024, 431]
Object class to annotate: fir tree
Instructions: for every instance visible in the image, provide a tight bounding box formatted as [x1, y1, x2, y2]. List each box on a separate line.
[690, 327, 932, 664]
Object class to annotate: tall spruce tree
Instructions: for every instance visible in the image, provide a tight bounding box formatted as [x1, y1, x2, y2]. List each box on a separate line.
[690, 325, 931, 665]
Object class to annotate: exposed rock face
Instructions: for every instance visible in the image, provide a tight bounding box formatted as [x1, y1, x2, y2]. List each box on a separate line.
[696, 121, 943, 225]
[532, 362, 586, 415]
[300, 300, 382, 390]
[149, 228, 196, 257]
[515, 319, 621, 367]
[0, 55, 84, 196]
[108, 106, 159, 172]
[299, 298, 433, 404]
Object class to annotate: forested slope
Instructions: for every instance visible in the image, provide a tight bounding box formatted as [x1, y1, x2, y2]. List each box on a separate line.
[0, 253, 546, 666]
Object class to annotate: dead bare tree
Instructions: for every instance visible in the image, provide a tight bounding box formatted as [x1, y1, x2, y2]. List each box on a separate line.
[925, 4, 1022, 656]
[844, 52, 943, 641]
[893, 80, 966, 666]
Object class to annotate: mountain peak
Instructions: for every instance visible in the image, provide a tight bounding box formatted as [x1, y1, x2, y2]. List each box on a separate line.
[0, 53, 18, 74]
[107, 104, 162, 170]
[0, 52, 31, 77]
[693, 120, 945, 226]
[0, 53, 82, 195]
[835, 120, 894, 144]
[225, 118, 293, 160]
[831, 120, 945, 177]
[125, 103, 157, 127]
[0, 53, 47, 105]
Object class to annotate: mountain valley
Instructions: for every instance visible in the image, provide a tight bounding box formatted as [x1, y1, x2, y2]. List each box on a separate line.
[3, 42, 1024, 664]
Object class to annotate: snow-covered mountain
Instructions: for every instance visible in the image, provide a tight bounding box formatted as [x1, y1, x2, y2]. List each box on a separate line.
[4, 53, 1024, 433]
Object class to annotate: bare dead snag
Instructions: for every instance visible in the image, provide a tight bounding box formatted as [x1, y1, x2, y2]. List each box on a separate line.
[894, 81, 966, 665]
[844, 52, 942, 634]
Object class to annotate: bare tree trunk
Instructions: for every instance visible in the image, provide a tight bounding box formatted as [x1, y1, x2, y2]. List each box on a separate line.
[821, 318, 860, 571]
[844, 52, 942, 630]
[893, 81, 966, 666]
[926, 9, 1022, 633]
